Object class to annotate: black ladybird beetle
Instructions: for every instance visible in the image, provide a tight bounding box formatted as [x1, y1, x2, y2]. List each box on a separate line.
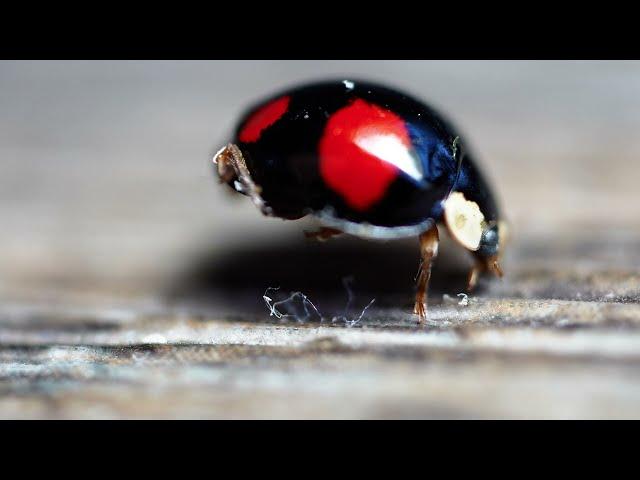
[213, 80, 506, 322]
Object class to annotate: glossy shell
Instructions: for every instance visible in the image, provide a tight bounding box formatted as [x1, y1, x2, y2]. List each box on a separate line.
[230, 80, 499, 240]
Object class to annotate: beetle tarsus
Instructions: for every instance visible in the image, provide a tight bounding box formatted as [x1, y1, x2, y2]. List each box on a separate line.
[492, 259, 504, 278]
[414, 224, 439, 323]
[466, 255, 503, 292]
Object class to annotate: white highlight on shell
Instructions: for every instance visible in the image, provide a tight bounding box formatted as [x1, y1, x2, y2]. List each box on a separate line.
[355, 134, 423, 181]
[444, 191, 485, 251]
[343, 80, 355, 90]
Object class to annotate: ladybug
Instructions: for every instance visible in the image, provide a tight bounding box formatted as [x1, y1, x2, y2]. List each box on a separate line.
[213, 80, 506, 322]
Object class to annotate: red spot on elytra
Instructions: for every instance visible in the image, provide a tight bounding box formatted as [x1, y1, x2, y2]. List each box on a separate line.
[319, 99, 410, 211]
[239, 96, 290, 143]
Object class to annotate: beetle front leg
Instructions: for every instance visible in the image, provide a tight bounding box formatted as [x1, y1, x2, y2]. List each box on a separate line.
[414, 223, 440, 322]
[466, 254, 504, 291]
[466, 261, 482, 291]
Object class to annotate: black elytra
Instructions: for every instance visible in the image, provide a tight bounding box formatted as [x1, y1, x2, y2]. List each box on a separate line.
[213, 79, 506, 320]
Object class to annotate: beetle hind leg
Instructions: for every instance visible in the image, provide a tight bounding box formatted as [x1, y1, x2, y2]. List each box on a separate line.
[304, 227, 343, 242]
[413, 223, 440, 323]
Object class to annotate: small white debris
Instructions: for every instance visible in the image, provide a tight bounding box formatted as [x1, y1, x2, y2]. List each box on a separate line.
[264, 279, 375, 326]
[348, 298, 375, 327]
[457, 293, 469, 306]
[263, 287, 321, 322]
[443, 293, 470, 307]
[343, 80, 355, 90]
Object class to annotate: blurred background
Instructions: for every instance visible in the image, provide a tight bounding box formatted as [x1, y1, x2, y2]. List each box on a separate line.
[2, 61, 640, 293]
[2, 61, 640, 419]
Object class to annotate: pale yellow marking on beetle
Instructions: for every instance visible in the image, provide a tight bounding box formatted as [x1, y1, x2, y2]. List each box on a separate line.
[444, 191, 485, 251]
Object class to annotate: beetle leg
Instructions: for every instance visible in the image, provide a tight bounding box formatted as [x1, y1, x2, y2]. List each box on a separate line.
[466, 254, 504, 292]
[466, 261, 482, 291]
[491, 258, 504, 278]
[414, 223, 439, 322]
[304, 227, 343, 242]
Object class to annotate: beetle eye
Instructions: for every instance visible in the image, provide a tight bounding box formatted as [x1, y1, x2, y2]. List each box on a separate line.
[477, 222, 500, 257]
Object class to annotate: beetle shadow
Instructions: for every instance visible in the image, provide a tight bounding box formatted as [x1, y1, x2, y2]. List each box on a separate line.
[164, 233, 477, 320]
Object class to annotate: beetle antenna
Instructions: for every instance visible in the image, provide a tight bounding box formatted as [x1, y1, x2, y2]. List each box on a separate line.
[446, 136, 464, 197]
[453, 137, 463, 181]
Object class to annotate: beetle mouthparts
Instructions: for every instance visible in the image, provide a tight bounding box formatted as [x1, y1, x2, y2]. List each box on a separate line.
[212, 143, 272, 216]
[213, 144, 239, 184]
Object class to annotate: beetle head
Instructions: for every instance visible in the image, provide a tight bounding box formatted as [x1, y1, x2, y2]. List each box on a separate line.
[443, 191, 508, 278]
[212, 144, 272, 216]
[474, 221, 506, 278]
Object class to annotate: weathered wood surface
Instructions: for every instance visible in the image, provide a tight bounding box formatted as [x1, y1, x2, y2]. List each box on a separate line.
[2, 61, 640, 418]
